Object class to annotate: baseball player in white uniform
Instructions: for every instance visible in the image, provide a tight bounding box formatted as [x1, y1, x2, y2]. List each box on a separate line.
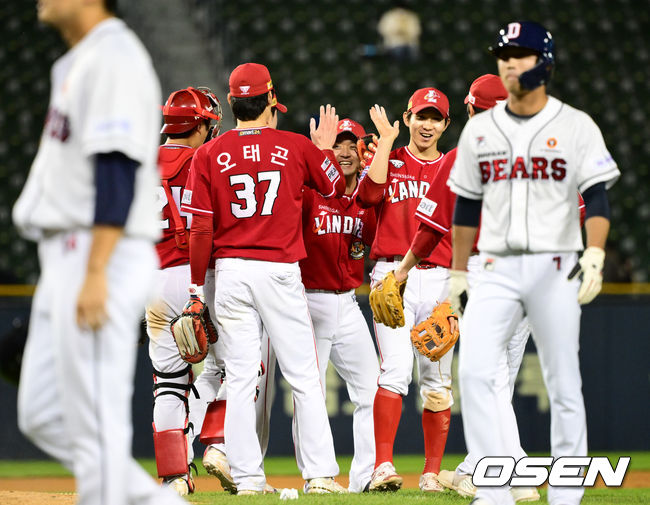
[447, 21, 620, 505]
[12, 1, 185, 504]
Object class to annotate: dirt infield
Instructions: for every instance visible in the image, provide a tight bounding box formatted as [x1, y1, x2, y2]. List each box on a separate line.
[1, 472, 649, 504]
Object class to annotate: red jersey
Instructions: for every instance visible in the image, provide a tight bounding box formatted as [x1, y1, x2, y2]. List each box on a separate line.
[356, 146, 448, 264]
[155, 144, 196, 269]
[300, 186, 376, 291]
[182, 126, 345, 263]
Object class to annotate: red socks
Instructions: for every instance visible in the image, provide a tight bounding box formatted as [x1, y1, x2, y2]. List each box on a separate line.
[373, 387, 403, 468]
[422, 407, 451, 474]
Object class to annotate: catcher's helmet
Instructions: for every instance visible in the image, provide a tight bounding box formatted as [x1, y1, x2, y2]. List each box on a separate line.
[161, 87, 222, 137]
[489, 21, 555, 90]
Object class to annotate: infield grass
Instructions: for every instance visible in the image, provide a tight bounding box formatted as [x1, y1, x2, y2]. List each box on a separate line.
[0, 453, 648, 504]
[0, 452, 648, 478]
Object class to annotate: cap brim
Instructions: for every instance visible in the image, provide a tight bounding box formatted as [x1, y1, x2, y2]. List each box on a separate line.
[410, 104, 448, 118]
[464, 95, 470, 104]
[275, 102, 287, 113]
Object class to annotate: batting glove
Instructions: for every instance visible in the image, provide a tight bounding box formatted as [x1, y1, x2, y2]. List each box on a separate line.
[448, 269, 469, 316]
[568, 246, 605, 304]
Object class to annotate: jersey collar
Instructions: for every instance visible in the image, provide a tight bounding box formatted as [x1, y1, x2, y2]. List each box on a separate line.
[404, 146, 444, 165]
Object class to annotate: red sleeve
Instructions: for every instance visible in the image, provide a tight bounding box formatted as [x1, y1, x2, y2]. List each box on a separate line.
[180, 145, 213, 216]
[302, 187, 314, 222]
[302, 138, 344, 197]
[411, 222, 445, 259]
[361, 206, 377, 246]
[356, 175, 386, 208]
[189, 213, 213, 285]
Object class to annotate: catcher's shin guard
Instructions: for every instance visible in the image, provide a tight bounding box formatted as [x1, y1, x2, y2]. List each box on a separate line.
[153, 426, 190, 478]
[200, 399, 226, 445]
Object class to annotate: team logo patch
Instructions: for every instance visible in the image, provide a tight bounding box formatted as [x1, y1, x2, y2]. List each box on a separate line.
[547, 137, 558, 148]
[476, 136, 486, 147]
[321, 157, 332, 172]
[181, 189, 192, 205]
[326, 166, 338, 182]
[389, 159, 405, 169]
[416, 197, 437, 217]
[239, 85, 250, 95]
[350, 240, 365, 260]
[340, 119, 352, 131]
[484, 257, 495, 271]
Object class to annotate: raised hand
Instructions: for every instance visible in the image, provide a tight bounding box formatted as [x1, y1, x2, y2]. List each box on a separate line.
[369, 104, 400, 142]
[310, 104, 340, 150]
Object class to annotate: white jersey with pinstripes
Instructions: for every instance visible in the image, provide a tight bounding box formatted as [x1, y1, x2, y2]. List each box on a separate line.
[447, 96, 620, 254]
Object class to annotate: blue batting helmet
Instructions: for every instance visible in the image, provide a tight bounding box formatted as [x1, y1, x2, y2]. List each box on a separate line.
[489, 21, 555, 90]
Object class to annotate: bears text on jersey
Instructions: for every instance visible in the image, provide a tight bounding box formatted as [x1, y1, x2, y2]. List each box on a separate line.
[479, 156, 567, 183]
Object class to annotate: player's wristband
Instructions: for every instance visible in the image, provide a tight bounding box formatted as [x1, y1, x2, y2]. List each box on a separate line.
[188, 283, 205, 299]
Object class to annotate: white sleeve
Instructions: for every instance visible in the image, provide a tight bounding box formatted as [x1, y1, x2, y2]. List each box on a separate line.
[79, 40, 161, 164]
[575, 112, 620, 192]
[447, 122, 483, 200]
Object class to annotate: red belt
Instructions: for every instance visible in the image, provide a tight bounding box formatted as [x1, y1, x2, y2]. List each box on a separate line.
[305, 288, 350, 295]
[416, 262, 446, 270]
[378, 256, 445, 270]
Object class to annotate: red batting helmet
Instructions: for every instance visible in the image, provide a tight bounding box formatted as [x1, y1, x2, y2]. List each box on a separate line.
[161, 87, 222, 136]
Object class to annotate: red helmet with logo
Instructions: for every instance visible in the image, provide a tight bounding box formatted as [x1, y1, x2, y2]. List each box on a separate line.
[161, 86, 222, 137]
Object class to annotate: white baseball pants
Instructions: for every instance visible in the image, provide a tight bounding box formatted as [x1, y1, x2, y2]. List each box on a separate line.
[18, 231, 185, 505]
[300, 289, 379, 492]
[213, 258, 338, 492]
[459, 252, 586, 505]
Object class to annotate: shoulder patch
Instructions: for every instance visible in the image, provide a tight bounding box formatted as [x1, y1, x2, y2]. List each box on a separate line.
[181, 189, 192, 205]
[326, 165, 338, 182]
[416, 197, 437, 217]
[389, 159, 405, 169]
[321, 157, 332, 171]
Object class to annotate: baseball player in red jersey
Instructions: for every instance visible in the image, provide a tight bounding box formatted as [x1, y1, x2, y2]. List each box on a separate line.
[385, 75, 538, 502]
[297, 119, 379, 492]
[146, 86, 222, 495]
[356, 89, 453, 493]
[181, 63, 347, 494]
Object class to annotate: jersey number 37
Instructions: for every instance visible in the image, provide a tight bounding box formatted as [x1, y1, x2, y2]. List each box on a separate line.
[230, 170, 281, 218]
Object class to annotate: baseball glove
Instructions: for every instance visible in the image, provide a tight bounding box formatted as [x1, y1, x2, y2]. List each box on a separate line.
[411, 301, 459, 362]
[357, 134, 378, 170]
[369, 270, 407, 328]
[170, 296, 218, 364]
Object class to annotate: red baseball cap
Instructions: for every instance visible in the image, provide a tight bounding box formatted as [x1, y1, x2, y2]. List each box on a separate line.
[229, 62, 287, 113]
[336, 118, 366, 139]
[406, 87, 450, 118]
[464, 74, 508, 110]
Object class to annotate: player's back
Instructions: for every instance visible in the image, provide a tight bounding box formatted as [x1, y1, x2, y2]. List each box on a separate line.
[186, 126, 342, 263]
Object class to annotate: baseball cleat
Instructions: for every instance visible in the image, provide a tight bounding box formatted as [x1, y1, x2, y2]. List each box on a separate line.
[162, 474, 194, 496]
[437, 469, 476, 497]
[419, 472, 444, 492]
[511, 487, 541, 502]
[304, 477, 349, 494]
[237, 489, 262, 496]
[264, 483, 278, 494]
[203, 446, 236, 494]
[369, 462, 403, 492]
